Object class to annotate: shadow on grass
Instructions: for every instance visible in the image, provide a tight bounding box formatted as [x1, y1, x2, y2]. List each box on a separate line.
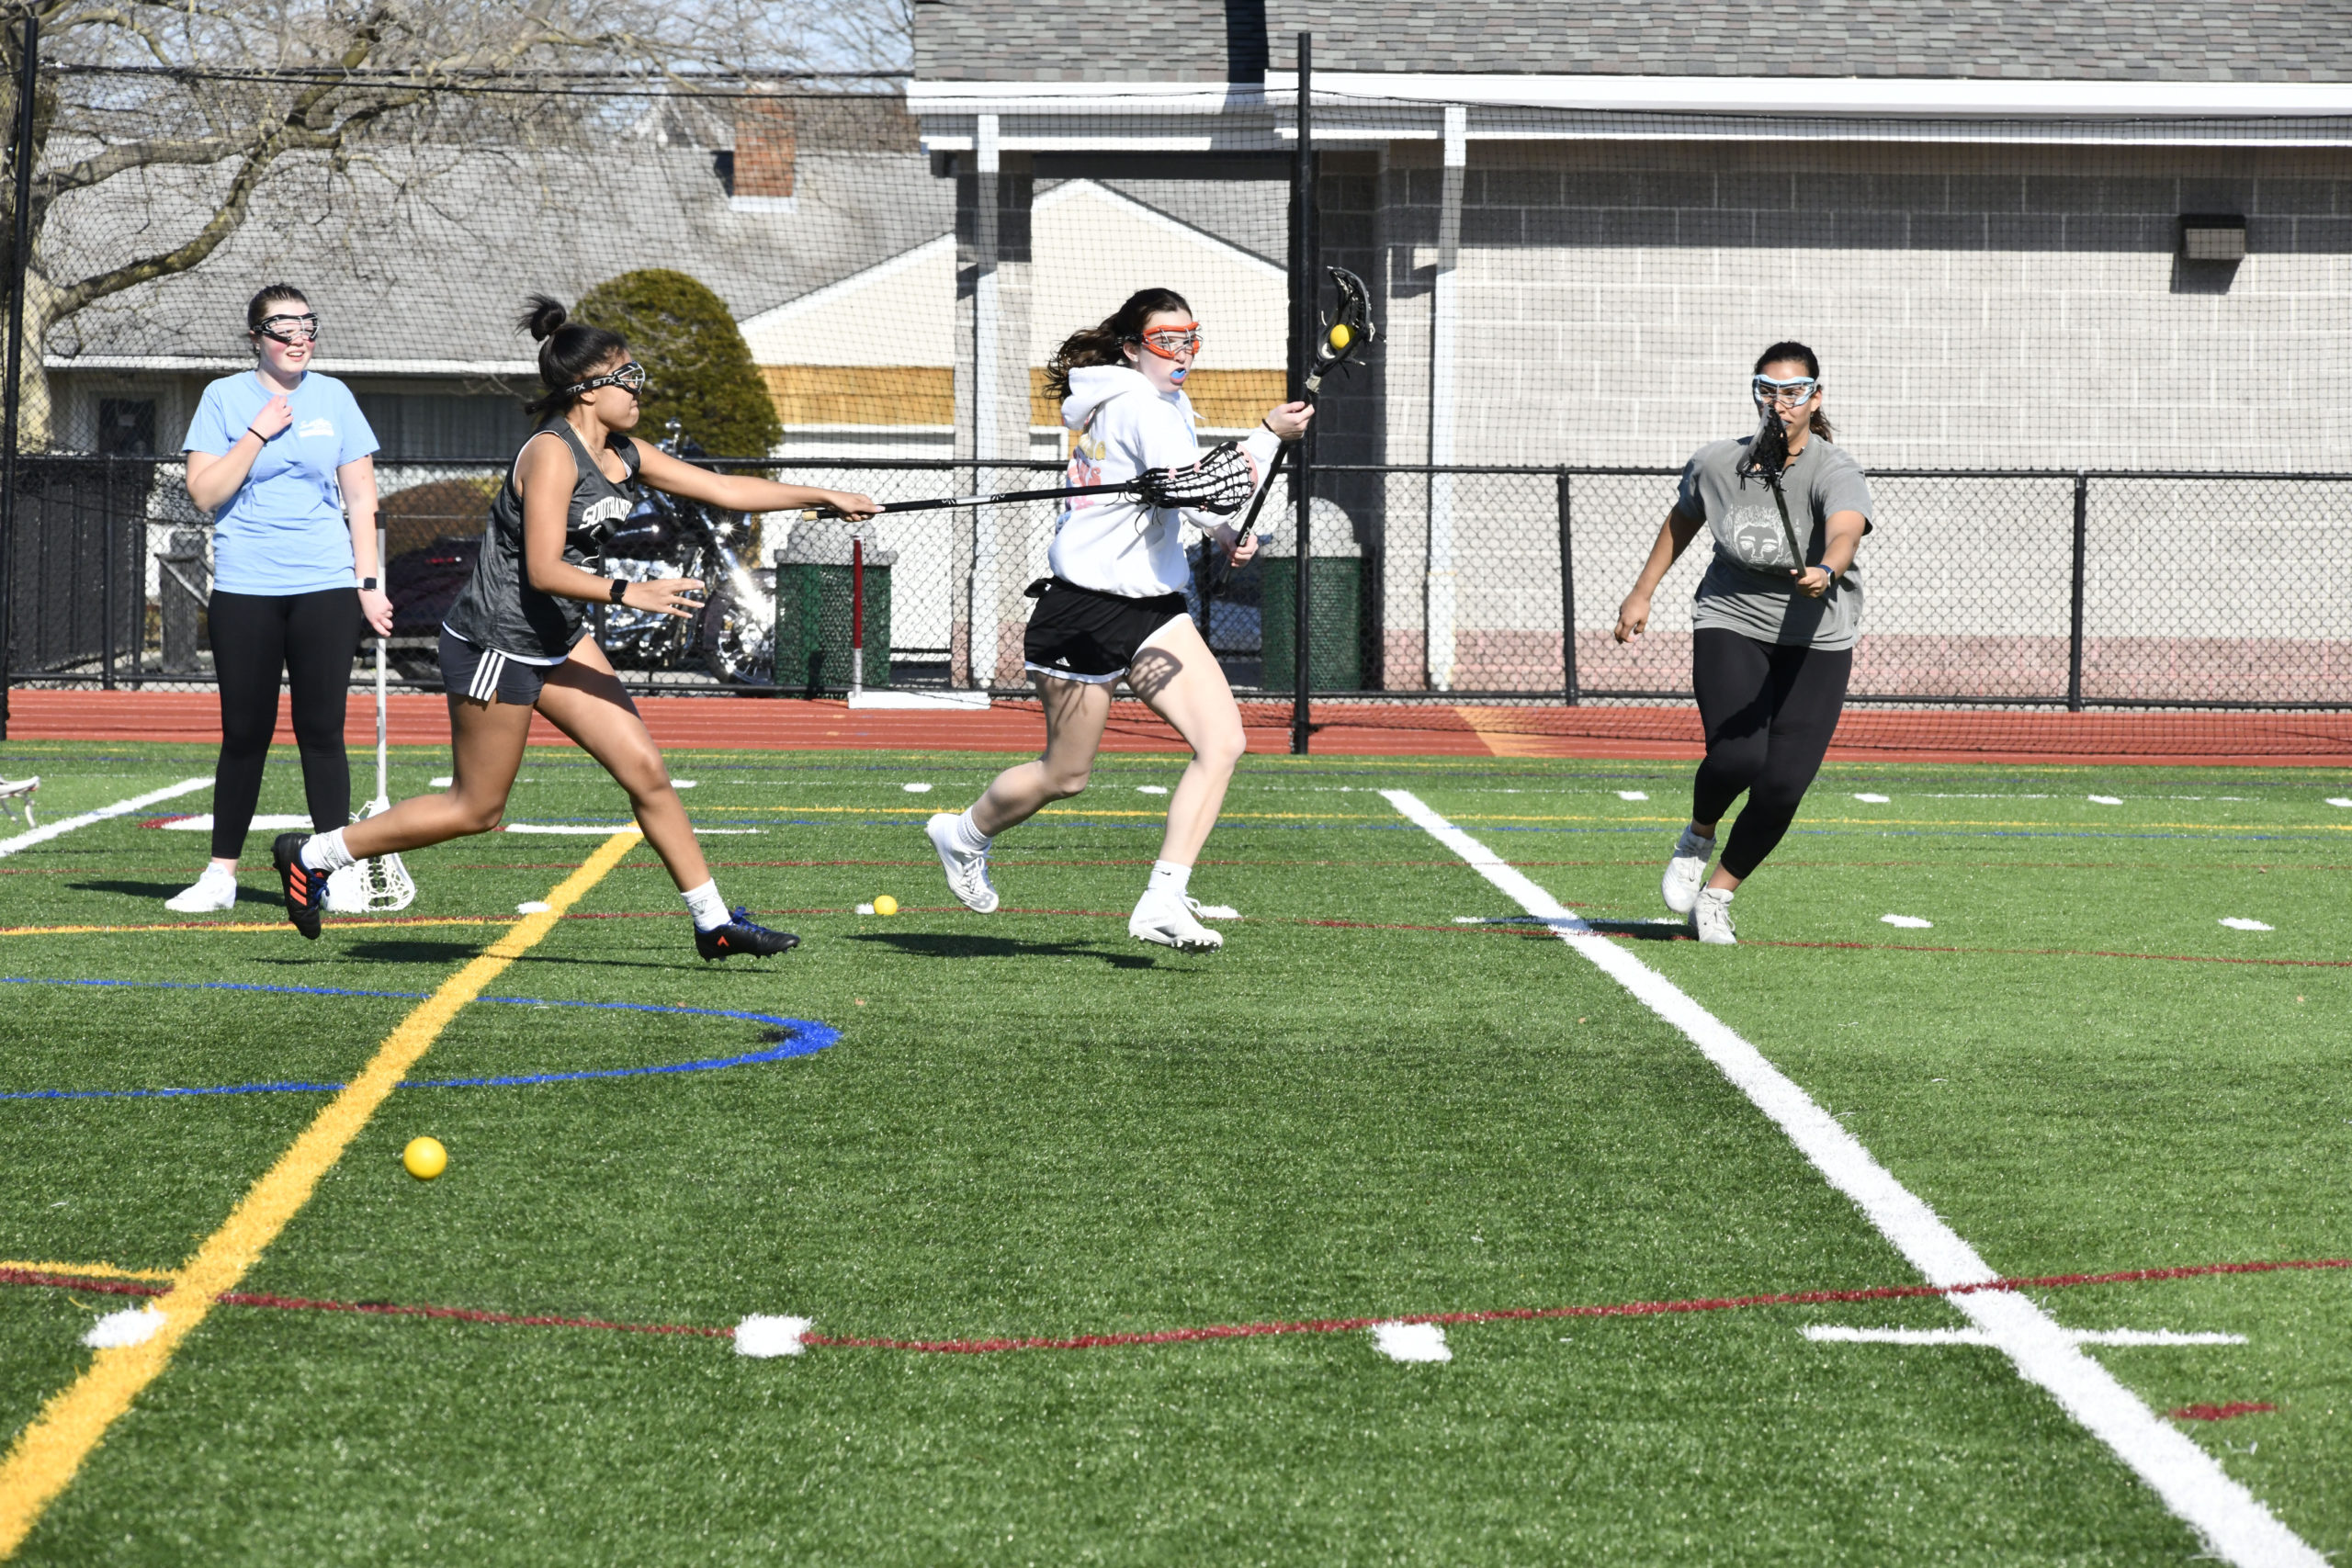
[1578, 918, 1691, 942]
[845, 931, 1163, 969]
[68, 879, 194, 901]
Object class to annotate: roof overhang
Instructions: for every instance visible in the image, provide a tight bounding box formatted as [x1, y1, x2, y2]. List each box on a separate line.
[47, 356, 537, 376]
[910, 74, 2352, 149]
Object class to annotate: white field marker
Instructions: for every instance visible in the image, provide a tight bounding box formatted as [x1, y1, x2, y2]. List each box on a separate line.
[2326, 798, 2352, 809]
[1371, 1321, 1453, 1362]
[0, 776, 209, 859]
[1193, 904, 1239, 919]
[2089, 795, 2124, 805]
[2219, 919, 2273, 932]
[1380, 788, 2322, 1568]
[1616, 790, 1649, 801]
[1853, 793, 1892, 804]
[82, 1307, 165, 1348]
[735, 1314, 812, 1358]
[515, 901, 552, 915]
[901, 783, 933, 793]
[1136, 784, 1169, 795]
[1807, 1325, 2247, 1348]
[155, 813, 313, 832]
[1881, 914, 1934, 930]
[430, 775, 454, 787]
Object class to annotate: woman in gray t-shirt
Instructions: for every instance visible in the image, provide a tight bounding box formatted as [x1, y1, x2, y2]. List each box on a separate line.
[1612, 342, 1873, 945]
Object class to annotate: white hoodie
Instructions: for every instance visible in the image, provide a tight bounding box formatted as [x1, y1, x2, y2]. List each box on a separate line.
[1050, 366, 1280, 598]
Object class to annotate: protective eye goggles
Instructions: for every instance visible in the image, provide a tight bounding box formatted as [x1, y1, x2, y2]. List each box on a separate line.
[564, 361, 648, 398]
[1134, 322, 1203, 359]
[255, 313, 320, 344]
[1752, 374, 1818, 406]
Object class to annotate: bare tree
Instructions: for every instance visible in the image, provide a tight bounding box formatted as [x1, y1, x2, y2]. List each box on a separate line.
[0, 0, 911, 447]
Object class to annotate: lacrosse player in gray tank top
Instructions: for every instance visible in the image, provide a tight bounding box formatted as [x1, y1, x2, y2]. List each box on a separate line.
[925, 288, 1310, 953]
[272, 295, 876, 958]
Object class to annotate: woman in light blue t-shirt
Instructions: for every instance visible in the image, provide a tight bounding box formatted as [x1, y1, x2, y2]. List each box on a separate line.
[164, 284, 390, 913]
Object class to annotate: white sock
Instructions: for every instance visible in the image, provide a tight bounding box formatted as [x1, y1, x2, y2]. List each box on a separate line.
[300, 829, 356, 872]
[1148, 859, 1192, 898]
[681, 879, 730, 931]
[952, 807, 992, 854]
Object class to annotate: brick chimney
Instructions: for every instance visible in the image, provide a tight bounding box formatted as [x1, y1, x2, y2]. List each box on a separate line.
[732, 99, 797, 203]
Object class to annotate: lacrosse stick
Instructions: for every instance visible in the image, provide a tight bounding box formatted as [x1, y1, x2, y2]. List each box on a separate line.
[1735, 405, 1816, 583]
[795, 441, 1261, 522]
[1210, 265, 1379, 601]
[0, 774, 37, 829]
[327, 536, 415, 913]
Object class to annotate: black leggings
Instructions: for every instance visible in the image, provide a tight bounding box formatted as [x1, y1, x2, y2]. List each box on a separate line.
[207, 588, 361, 861]
[1691, 627, 1851, 881]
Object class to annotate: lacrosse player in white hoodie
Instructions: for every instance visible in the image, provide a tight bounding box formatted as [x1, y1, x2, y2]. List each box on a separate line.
[927, 288, 1311, 950]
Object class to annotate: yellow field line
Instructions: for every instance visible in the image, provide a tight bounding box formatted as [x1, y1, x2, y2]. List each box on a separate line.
[0, 1261, 176, 1284]
[0, 829, 642, 1559]
[0, 918, 527, 939]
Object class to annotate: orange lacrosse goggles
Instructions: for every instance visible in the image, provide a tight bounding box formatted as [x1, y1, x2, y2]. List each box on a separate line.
[1136, 321, 1203, 359]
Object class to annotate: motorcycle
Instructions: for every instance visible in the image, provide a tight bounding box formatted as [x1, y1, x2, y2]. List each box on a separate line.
[596, 421, 777, 685]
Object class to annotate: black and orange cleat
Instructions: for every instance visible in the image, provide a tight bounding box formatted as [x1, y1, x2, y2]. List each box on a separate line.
[272, 831, 326, 941]
[695, 907, 800, 961]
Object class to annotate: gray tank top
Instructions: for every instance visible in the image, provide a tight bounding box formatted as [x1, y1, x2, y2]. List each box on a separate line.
[442, 420, 641, 661]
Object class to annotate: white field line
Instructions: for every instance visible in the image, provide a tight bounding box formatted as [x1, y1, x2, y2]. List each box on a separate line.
[1807, 1325, 2248, 1348]
[1379, 788, 2321, 1568]
[0, 777, 209, 858]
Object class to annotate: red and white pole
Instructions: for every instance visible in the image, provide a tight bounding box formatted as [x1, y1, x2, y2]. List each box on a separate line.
[850, 532, 865, 698]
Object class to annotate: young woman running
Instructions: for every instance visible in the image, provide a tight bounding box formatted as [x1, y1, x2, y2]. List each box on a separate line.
[1613, 342, 1874, 945]
[169, 285, 387, 912]
[274, 296, 876, 956]
[925, 287, 1310, 950]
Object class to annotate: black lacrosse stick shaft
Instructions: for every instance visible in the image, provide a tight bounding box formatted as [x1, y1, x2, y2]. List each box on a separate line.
[1738, 408, 1807, 572]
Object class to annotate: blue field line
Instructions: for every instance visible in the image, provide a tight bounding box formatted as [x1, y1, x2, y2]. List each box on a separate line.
[0, 976, 840, 1101]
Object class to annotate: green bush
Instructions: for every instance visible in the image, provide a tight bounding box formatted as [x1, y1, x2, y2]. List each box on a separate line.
[575, 268, 781, 457]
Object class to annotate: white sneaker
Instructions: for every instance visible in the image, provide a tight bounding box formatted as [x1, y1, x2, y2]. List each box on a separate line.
[1661, 826, 1714, 915]
[1692, 886, 1736, 945]
[1129, 887, 1224, 952]
[164, 864, 237, 913]
[925, 812, 998, 913]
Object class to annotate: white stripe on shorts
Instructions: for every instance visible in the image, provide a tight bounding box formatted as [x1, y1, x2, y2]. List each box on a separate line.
[470, 649, 505, 703]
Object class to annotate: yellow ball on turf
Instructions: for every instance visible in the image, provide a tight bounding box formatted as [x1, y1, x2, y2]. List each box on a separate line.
[872, 895, 899, 916]
[402, 1136, 447, 1180]
[1328, 323, 1352, 350]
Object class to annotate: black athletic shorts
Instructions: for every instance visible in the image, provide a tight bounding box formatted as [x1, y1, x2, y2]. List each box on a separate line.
[440, 626, 560, 706]
[1020, 577, 1190, 683]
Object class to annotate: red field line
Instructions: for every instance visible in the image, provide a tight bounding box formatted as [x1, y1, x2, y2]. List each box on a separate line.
[6, 1258, 2342, 1355]
[2169, 1402, 2277, 1421]
[9, 690, 2347, 765]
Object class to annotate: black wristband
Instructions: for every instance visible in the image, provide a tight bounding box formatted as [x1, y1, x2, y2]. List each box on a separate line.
[245, 425, 266, 442]
[608, 578, 628, 603]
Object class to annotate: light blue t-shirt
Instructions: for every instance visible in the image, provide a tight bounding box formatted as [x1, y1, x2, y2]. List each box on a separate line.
[183, 371, 379, 595]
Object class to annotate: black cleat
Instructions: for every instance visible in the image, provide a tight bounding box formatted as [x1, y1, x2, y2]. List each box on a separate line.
[695, 907, 800, 961]
[272, 831, 326, 941]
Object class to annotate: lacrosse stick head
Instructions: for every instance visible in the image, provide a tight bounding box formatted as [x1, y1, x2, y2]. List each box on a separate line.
[1305, 266, 1378, 392]
[326, 852, 415, 913]
[1136, 442, 1258, 515]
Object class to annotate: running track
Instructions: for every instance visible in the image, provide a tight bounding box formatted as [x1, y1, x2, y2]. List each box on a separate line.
[4, 689, 2346, 765]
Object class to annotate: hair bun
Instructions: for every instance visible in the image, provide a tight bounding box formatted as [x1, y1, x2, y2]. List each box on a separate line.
[517, 294, 570, 341]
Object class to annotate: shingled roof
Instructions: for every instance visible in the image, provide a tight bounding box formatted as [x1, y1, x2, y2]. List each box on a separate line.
[914, 0, 2352, 84]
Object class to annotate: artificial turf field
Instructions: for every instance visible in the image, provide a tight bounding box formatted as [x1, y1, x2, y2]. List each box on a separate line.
[0, 737, 2346, 1564]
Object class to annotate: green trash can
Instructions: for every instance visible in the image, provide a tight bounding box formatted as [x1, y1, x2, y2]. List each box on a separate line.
[775, 520, 895, 694]
[1261, 498, 1363, 691]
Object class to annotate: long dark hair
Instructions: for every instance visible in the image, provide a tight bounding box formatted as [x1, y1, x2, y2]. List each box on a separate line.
[1044, 287, 1193, 402]
[518, 294, 630, 418]
[1754, 340, 1834, 441]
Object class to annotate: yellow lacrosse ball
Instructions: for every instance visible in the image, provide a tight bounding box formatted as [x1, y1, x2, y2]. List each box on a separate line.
[872, 895, 899, 916]
[1328, 322, 1352, 350]
[402, 1136, 447, 1180]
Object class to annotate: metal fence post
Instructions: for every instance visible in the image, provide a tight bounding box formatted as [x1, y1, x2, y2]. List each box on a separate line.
[2067, 470, 2087, 713]
[1287, 31, 1314, 756]
[101, 458, 115, 688]
[0, 9, 38, 739]
[1556, 468, 1578, 705]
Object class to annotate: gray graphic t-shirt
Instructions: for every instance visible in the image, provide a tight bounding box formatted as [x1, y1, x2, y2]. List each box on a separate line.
[1676, 435, 1875, 650]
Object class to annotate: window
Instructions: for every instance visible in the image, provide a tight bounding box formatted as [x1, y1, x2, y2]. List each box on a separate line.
[353, 393, 533, 460]
[96, 399, 156, 456]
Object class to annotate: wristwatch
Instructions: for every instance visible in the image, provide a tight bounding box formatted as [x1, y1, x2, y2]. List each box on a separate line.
[359, 577, 378, 592]
[608, 578, 628, 603]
